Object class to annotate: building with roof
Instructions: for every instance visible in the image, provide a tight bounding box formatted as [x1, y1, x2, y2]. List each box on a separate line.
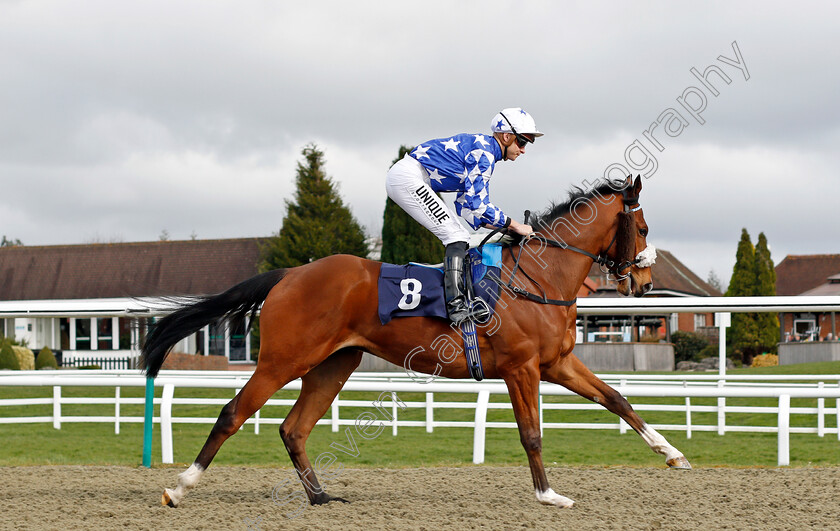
[582, 248, 722, 343]
[0, 238, 267, 365]
[775, 254, 840, 341]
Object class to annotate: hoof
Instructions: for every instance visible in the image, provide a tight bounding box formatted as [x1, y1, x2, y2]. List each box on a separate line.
[666, 456, 692, 470]
[312, 493, 350, 505]
[535, 488, 575, 508]
[162, 488, 177, 507]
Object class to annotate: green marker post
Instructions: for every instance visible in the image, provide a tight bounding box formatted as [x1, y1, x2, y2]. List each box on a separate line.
[142, 376, 154, 467]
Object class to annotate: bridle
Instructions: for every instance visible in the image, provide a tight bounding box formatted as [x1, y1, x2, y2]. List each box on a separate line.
[482, 185, 645, 307]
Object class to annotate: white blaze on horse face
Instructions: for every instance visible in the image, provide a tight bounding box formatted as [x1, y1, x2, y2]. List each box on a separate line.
[535, 488, 575, 508]
[635, 244, 657, 268]
[639, 423, 682, 461]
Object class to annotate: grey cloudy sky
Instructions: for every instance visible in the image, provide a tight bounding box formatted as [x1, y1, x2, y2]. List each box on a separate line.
[2, 1, 839, 288]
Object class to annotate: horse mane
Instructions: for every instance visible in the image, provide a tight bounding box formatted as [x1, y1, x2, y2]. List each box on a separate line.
[504, 179, 627, 246]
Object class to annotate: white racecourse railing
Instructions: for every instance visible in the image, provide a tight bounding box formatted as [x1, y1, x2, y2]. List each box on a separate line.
[1, 370, 839, 467]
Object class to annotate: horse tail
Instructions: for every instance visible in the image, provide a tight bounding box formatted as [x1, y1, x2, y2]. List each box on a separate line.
[140, 269, 287, 378]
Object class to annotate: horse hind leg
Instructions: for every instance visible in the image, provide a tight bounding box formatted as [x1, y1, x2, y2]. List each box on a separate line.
[162, 367, 292, 507]
[544, 353, 691, 470]
[279, 348, 363, 505]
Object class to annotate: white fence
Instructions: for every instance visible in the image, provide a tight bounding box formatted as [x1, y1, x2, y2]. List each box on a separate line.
[1, 370, 838, 467]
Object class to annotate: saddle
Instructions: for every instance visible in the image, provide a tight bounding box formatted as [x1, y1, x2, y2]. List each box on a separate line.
[377, 244, 502, 325]
[377, 244, 503, 381]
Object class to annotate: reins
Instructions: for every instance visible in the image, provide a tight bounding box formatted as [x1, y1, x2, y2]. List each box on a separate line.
[482, 186, 644, 307]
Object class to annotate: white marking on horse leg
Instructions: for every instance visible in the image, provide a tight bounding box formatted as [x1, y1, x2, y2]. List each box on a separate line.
[640, 423, 683, 461]
[535, 488, 574, 508]
[163, 463, 204, 507]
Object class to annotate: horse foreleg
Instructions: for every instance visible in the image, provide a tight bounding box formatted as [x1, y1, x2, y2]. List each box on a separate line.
[162, 367, 289, 508]
[279, 349, 363, 505]
[544, 353, 691, 469]
[503, 362, 575, 508]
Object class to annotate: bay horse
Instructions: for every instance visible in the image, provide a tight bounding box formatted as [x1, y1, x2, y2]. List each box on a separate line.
[141, 175, 690, 510]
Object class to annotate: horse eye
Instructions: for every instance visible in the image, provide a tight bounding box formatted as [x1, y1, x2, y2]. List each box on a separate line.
[639, 228, 648, 237]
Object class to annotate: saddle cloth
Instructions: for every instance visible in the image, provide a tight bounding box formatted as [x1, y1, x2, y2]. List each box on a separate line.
[377, 244, 503, 325]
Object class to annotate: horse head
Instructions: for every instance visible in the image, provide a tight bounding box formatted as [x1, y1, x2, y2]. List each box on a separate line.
[511, 175, 656, 301]
[612, 175, 654, 298]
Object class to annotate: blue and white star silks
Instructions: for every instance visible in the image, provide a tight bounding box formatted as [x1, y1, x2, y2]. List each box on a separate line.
[409, 133, 506, 229]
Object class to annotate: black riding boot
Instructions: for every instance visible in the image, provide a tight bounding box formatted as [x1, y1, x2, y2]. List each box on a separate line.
[444, 242, 470, 324]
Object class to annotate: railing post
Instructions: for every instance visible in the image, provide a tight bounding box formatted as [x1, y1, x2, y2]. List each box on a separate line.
[473, 389, 490, 464]
[161, 383, 175, 464]
[52, 386, 61, 429]
[817, 382, 825, 438]
[836, 395, 840, 442]
[717, 380, 726, 435]
[391, 391, 398, 436]
[115, 386, 121, 435]
[715, 312, 731, 379]
[777, 394, 790, 467]
[426, 392, 434, 433]
[684, 381, 692, 439]
[715, 313, 730, 437]
[331, 395, 339, 433]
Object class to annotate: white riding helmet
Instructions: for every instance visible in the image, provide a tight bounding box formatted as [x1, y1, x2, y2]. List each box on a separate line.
[490, 108, 544, 138]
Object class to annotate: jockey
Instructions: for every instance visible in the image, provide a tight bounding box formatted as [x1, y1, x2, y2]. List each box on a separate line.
[385, 107, 541, 323]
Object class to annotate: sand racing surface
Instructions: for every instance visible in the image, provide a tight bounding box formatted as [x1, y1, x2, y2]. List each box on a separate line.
[1, 465, 838, 530]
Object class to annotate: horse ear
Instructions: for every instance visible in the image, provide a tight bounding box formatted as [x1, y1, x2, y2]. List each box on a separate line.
[633, 174, 643, 195]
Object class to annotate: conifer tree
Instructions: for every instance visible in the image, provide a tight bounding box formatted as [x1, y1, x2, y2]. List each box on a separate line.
[753, 232, 779, 353]
[380, 145, 445, 264]
[725, 228, 760, 364]
[260, 144, 368, 271]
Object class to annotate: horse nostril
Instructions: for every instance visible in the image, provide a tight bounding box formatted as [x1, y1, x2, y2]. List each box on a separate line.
[643, 283, 653, 293]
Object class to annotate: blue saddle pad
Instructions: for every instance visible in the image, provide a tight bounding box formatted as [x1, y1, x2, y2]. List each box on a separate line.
[378, 244, 503, 325]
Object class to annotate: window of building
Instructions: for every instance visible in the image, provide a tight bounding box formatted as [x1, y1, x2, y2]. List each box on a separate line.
[2, 318, 16, 339]
[59, 318, 70, 350]
[118, 318, 132, 350]
[75, 319, 91, 350]
[196, 328, 206, 355]
[97, 318, 113, 350]
[208, 322, 226, 356]
[793, 318, 817, 341]
[229, 321, 247, 361]
[694, 314, 706, 331]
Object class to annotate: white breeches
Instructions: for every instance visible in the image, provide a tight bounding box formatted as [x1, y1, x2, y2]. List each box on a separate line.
[385, 155, 470, 246]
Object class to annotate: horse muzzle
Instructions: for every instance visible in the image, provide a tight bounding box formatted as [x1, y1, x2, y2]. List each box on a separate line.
[634, 280, 653, 298]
